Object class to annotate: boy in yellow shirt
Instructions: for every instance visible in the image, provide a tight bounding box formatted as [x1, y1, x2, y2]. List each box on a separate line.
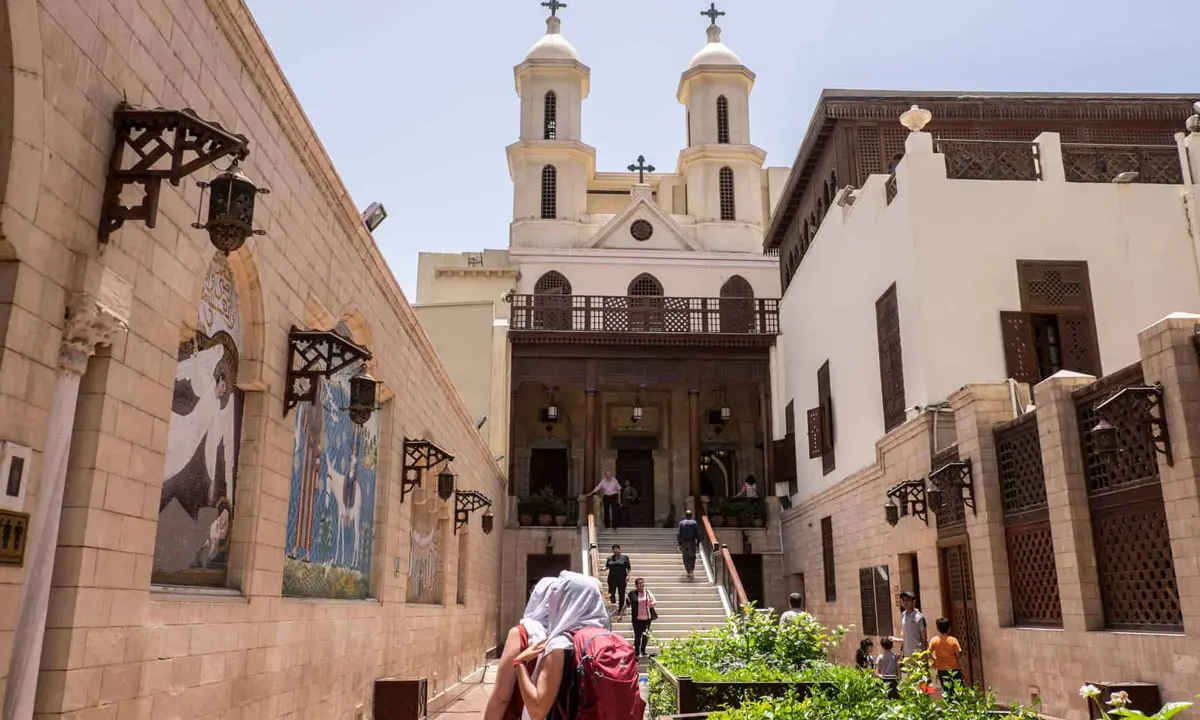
[928, 617, 964, 697]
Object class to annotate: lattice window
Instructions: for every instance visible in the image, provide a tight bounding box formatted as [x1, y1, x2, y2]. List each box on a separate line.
[540, 165, 557, 219]
[932, 445, 966, 531]
[1074, 365, 1182, 630]
[534, 271, 571, 295]
[996, 414, 1047, 516]
[543, 91, 558, 140]
[876, 283, 906, 432]
[1019, 263, 1088, 310]
[627, 273, 664, 333]
[935, 140, 1041, 181]
[821, 516, 835, 602]
[717, 95, 730, 144]
[719, 167, 736, 221]
[858, 566, 893, 637]
[628, 273, 663, 297]
[719, 275, 754, 333]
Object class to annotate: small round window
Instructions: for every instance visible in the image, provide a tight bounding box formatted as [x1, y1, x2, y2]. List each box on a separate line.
[630, 220, 654, 241]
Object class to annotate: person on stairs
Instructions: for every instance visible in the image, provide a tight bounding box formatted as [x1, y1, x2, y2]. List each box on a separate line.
[584, 470, 623, 530]
[605, 544, 631, 617]
[484, 577, 555, 720]
[626, 577, 657, 658]
[676, 509, 700, 579]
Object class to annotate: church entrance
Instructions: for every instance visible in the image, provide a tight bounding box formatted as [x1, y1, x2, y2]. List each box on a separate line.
[700, 448, 738, 496]
[615, 448, 655, 527]
[529, 447, 569, 497]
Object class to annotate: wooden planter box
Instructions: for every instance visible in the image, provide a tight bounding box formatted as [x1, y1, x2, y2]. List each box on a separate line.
[651, 659, 829, 715]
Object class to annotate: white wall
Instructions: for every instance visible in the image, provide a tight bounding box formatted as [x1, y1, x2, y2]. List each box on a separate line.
[778, 131, 1200, 501]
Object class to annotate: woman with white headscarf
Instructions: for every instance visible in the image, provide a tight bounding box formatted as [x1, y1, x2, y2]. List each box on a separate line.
[485, 577, 556, 720]
[512, 571, 610, 719]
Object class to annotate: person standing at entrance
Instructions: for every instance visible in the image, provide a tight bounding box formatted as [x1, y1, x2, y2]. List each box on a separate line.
[605, 544, 631, 616]
[620, 478, 639, 527]
[898, 590, 927, 662]
[929, 617, 964, 697]
[626, 578, 657, 658]
[585, 470, 622, 530]
[676, 509, 699, 579]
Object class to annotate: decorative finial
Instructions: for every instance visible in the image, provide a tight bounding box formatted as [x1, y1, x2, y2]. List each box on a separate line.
[1186, 101, 1200, 135]
[701, 2, 726, 26]
[542, 0, 566, 18]
[628, 155, 656, 184]
[899, 104, 933, 133]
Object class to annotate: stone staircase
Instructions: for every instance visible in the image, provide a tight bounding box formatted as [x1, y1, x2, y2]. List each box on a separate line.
[595, 527, 728, 654]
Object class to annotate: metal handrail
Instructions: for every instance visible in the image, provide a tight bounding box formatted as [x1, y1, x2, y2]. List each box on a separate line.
[586, 502, 600, 584]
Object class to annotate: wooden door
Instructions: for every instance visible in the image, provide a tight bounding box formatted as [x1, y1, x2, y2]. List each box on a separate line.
[732, 554, 765, 609]
[529, 448, 569, 497]
[939, 542, 984, 688]
[616, 449, 655, 527]
[526, 554, 571, 600]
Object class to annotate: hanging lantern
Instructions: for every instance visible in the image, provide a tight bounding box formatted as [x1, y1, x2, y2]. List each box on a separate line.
[437, 467, 456, 500]
[346, 373, 379, 426]
[926, 481, 942, 514]
[1090, 418, 1120, 457]
[720, 405, 731, 422]
[631, 405, 643, 423]
[885, 499, 899, 527]
[481, 510, 495, 535]
[193, 160, 270, 255]
[546, 403, 559, 421]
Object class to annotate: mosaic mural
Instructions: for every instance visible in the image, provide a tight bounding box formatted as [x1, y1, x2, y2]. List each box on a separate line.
[283, 326, 380, 599]
[152, 254, 244, 587]
[407, 500, 443, 604]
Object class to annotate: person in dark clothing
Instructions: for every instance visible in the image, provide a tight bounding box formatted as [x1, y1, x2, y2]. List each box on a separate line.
[605, 544, 631, 615]
[676, 509, 700, 579]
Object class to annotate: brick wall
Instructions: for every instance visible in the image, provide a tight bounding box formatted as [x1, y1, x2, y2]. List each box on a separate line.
[0, 0, 507, 716]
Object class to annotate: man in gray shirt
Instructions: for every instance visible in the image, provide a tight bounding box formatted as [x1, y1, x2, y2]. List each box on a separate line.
[898, 590, 927, 660]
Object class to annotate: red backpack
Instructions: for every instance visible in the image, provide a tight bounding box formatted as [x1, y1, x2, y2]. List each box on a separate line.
[559, 627, 645, 720]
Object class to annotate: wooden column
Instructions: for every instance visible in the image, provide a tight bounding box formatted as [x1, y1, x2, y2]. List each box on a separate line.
[583, 360, 598, 498]
[687, 361, 702, 513]
[759, 382, 773, 486]
[508, 386, 518, 496]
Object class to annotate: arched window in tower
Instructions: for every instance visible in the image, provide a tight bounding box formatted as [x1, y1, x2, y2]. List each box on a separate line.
[627, 273, 664, 333]
[719, 167, 736, 221]
[533, 270, 572, 330]
[720, 275, 755, 333]
[541, 165, 557, 220]
[717, 95, 730, 144]
[543, 91, 558, 140]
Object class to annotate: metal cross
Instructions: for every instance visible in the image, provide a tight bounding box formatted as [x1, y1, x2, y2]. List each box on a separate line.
[701, 2, 725, 26]
[541, 0, 567, 17]
[628, 155, 655, 183]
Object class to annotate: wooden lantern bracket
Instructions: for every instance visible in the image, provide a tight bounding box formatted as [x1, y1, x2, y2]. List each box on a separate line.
[929, 459, 976, 514]
[402, 439, 455, 504]
[454, 490, 492, 534]
[1096, 383, 1172, 466]
[283, 326, 372, 416]
[886, 479, 928, 525]
[98, 103, 251, 244]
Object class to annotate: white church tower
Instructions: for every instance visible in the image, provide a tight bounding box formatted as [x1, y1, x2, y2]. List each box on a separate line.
[508, 0, 595, 245]
[676, 4, 768, 253]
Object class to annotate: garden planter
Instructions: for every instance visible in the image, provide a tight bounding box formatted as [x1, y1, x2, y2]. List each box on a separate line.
[753, 518, 765, 527]
[651, 659, 829, 715]
[537, 513, 553, 526]
[554, 514, 567, 526]
[519, 514, 532, 526]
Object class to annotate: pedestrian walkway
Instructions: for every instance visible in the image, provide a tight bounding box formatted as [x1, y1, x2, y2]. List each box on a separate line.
[428, 665, 495, 718]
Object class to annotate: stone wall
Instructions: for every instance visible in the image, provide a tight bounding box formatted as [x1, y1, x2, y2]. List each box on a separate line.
[782, 314, 1200, 720]
[0, 0, 506, 716]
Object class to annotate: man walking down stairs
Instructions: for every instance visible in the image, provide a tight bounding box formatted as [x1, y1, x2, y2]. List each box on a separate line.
[596, 527, 728, 656]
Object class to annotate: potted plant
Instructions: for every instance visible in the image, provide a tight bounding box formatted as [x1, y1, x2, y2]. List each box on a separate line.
[517, 496, 536, 527]
[710, 497, 727, 527]
[752, 501, 766, 527]
[552, 494, 569, 526]
[535, 487, 557, 526]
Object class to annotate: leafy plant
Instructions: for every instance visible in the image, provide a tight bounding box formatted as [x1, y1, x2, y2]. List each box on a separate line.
[1079, 685, 1194, 720]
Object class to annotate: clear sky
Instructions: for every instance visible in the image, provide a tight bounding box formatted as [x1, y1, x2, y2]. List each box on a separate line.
[244, 0, 1194, 298]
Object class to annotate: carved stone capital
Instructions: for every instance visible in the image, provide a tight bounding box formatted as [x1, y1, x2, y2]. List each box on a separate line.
[58, 292, 129, 374]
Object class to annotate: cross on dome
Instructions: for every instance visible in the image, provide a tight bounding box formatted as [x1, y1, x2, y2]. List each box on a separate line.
[542, 0, 567, 18]
[628, 155, 656, 183]
[701, 3, 725, 26]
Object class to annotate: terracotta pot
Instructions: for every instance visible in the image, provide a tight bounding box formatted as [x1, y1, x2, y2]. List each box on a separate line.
[537, 513, 554, 526]
[519, 514, 533, 526]
[754, 518, 765, 528]
[555, 515, 568, 526]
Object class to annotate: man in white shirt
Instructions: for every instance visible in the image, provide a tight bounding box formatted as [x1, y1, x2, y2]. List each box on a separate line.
[898, 590, 927, 661]
[585, 470, 623, 529]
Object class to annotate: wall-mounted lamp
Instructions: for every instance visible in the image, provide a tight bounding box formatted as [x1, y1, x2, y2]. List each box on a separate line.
[362, 201, 388, 232]
[346, 372, 380, 426]
[192, 160, 270, 255]
[632, 385, 645, 424]
[885, 498, 900, 527]
[401, 438, 455, 503]
[541, 387, 560, 432]
[284, 327, 372, 417]
[927, 459, 976, 516]
[454, 490, 493, 534]
[437, 466, 456, 501]
[885, 479, 928, 525]
[1091, 382, 1172, 466]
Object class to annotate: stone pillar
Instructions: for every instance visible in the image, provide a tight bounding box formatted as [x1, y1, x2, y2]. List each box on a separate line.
[689, 390, 701, 513]
[759, 383, 773, 485]
[1032, 371, 1104, 632]
[1137, 313, 1200, 624]
[508, 387, 518, 496]
[3, 278, 130, 720]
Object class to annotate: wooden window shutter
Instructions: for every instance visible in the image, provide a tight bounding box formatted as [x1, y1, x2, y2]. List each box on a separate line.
[873, 566, 894, 637]
[806, 407, 825, 459]
[817, 361, 835, 474]
[876, 284, 906, 432]
[821, 516, 836, 602]
[859, 568, 879, 636]
[1000, 311, 1039, 383]
[1058, 312, 1100, 377]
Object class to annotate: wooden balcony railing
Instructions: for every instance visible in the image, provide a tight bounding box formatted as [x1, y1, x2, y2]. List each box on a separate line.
[934, 139, 1042, 181]
[701, 515, 750, 616]
[1062, 143, 1184, 185]
[507, 294, 780, 335]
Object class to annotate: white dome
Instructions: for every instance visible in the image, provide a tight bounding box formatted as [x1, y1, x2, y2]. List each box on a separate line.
[526, 17, 580, 61]
[688, 25, 741, 69]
